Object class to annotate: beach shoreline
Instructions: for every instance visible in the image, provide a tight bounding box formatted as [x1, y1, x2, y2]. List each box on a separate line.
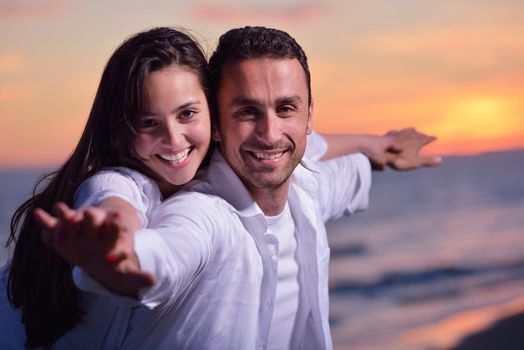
[451, 310, 524, 350]
[398, 294, 524, 350]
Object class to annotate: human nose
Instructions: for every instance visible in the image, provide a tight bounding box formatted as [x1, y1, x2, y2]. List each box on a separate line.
[256, 112, 280, 144]
[162, 120, 184, 146]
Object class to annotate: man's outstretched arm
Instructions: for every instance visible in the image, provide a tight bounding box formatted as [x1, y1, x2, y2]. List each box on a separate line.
[319, 128, 442, 171]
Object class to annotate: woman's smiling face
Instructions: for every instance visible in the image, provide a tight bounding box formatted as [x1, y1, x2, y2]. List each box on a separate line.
[134, 65, 211, 196]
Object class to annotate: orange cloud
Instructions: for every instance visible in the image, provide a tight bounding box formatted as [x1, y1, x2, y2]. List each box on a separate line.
[190, 1, 331, 24]
[0, 0, 68, 18]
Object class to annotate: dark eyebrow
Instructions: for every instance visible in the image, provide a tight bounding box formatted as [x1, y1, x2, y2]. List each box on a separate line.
[230, 95, 304, 107]
[173, 101, 201, 114]
[142, 100, 202, 116]
[230, 96, 262, 107]
[276, 95, 304, 105]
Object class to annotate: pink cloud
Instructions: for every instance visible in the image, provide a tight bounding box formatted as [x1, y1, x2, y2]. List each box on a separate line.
[190, 2, 331, 23]
[0, 0, 68, 18]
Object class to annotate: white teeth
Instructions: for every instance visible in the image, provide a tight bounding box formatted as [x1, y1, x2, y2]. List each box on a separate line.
[253, 152, 283, 160]
[158, 148, 190, 163]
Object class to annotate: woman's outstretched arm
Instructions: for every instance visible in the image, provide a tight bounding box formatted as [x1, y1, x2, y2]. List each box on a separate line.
[34, 198, 155, 297]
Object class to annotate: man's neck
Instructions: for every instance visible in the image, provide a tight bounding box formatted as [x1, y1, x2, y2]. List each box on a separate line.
[248, 182, 290, 216]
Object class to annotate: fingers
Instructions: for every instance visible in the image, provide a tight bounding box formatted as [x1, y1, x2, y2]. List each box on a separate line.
[34, 208, 58, 246]
[102, 215, 123, 243]
[71, 207, 117, 244]
[102, 214, 135, 265]
[387, 128, 420, 152]
[104, 237, 132, 266]
[396, 132, 437, 153]
[35, 203, 80, 248]
[81, 208, 106, 237]
[420, 135, 437, 147]
[54, 202, 77, 222]
[54, 202, 81, 245]
[34, 208, 58, 231]
[105, 253, 124, 265]
[420, 155, 443, 167]
[398, 127, 416, 134]
[384, 129, 399, 136]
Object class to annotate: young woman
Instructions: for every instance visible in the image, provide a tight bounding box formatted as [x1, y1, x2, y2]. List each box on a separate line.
[3, 27, 214, 348]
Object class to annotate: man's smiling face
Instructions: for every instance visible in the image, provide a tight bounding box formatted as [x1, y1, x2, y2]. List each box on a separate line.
[213, 57, 312, 195]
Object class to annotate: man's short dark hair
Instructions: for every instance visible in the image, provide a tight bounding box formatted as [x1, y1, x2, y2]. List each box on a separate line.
[209, 26, 312, 124]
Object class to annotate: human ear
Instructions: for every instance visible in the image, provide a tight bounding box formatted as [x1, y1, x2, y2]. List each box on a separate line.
[306, 98, 314, 135]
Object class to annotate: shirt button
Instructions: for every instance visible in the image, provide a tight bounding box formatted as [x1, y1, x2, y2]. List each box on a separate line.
[266, 299, 272, 308]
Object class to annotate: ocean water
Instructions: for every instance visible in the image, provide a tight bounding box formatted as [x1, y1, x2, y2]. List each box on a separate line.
[0, 168, 53, 264]
[326, 149, 524, 349]
[1, 150, 523, 349]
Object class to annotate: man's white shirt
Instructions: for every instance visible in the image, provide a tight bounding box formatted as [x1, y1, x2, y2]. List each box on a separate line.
[70, 148, 371, 349]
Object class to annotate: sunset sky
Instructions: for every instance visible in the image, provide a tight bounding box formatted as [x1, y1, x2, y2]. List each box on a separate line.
[1, 0, 523, 168]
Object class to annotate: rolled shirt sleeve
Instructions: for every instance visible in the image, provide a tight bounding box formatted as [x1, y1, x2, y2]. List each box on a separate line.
[313, 153, 372, 223]
[74, 168, 156, 228]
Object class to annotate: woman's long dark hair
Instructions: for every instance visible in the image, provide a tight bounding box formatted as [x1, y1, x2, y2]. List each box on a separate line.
[6, 27, 209, 348]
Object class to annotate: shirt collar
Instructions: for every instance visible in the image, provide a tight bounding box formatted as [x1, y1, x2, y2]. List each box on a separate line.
[290, 158, 320, 198]
[188, 149, 319, 219]
[189, 150, 264, 219]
